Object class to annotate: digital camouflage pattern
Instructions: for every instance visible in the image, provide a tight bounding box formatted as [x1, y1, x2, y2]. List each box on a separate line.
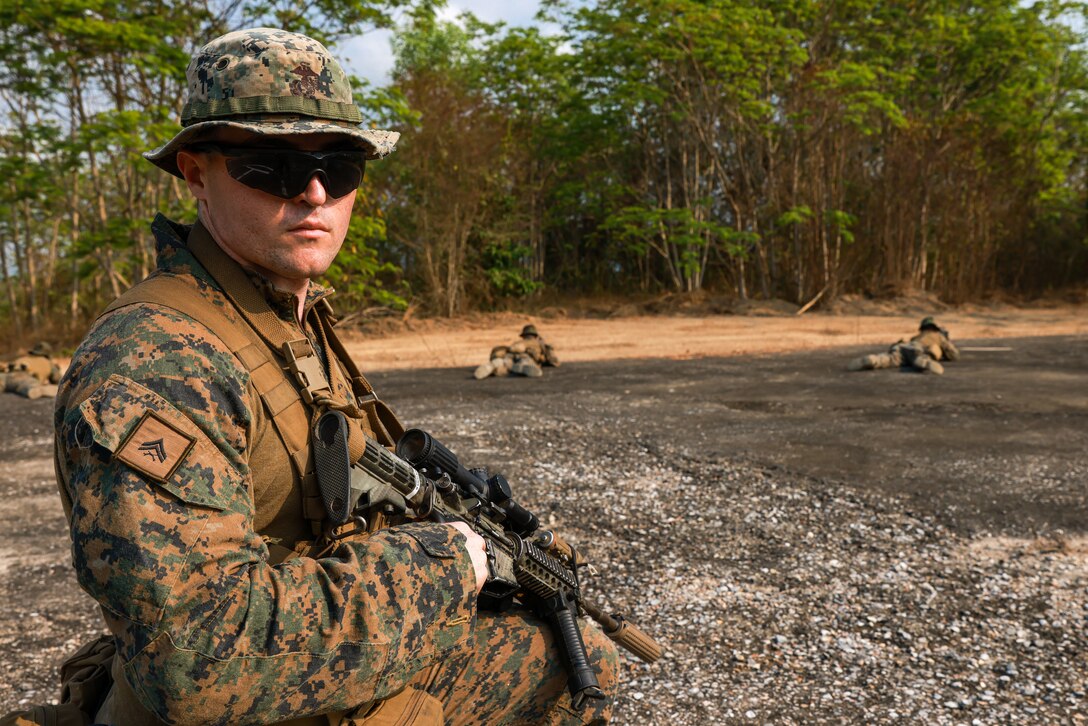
[54, 216, 617, 725]
[145, 28, 399, 179]
[912, 327, 960, 363]
[54, 216, 477, 724]
[424, 609, 617, 725]
[182, 28, 359, 121]
[849, 340, 944, 374]
[2, 372, 57, 400]
[847, 320, 959, 375]
[474, 330, 560, 380]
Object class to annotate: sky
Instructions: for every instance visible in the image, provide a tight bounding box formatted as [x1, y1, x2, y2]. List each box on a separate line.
[338, 0, 548, 86]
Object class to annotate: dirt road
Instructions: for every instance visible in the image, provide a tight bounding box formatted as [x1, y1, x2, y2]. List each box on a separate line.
[339, 305, 1088, 370]
[1, 308, 1085, 722]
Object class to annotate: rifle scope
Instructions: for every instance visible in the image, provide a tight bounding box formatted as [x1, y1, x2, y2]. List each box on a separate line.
[396, 429, 539, 537]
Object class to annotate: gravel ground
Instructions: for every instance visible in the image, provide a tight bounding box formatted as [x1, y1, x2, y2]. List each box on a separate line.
[1, 336, 1085, 724]
[418, 411, 1086, 725]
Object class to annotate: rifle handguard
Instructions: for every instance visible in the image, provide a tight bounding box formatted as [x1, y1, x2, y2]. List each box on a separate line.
[536, 530, 588, 567]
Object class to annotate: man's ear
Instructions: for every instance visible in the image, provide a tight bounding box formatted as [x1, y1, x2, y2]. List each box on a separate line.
[176, 149, 211, 201]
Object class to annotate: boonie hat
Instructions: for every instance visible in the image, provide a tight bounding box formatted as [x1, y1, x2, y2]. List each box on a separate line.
[144, 28, 398, 178]
[919, 316, 940, 331]
[521, 325, 539, 338]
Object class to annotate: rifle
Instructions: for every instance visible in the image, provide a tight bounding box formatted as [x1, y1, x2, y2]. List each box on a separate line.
[313, 411, 662, 709]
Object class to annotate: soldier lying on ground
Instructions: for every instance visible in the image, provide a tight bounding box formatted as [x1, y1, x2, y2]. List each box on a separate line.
[1, 342, 61, 399]
[847, 316, 961, 375]
[2, 28, 617, 726]
[474, 324, 561, 379]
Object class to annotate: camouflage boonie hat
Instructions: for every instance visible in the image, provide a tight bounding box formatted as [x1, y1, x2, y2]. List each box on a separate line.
[144, 28, 398, 178]
[520, 324, 539, 338]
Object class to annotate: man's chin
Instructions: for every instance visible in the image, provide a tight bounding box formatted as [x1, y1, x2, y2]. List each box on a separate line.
[287, 259, 336, 282]
[276, 242, 341, 271]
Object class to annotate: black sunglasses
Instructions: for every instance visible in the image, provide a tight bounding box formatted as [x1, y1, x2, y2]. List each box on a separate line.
[192, 144, 367, 200]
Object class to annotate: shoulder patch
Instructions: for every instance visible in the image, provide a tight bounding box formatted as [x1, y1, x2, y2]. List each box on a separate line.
[115, 411, 196, 482]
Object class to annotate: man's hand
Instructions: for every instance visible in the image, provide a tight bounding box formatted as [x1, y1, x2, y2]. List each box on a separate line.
[448, 521, 488, 594]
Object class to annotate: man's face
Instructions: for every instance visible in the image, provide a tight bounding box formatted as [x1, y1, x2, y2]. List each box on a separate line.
[177, 130, 358, 292]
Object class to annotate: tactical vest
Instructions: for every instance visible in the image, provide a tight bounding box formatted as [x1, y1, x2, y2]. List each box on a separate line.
[911, 329, 946, 361]
[87, 222, 408, 726]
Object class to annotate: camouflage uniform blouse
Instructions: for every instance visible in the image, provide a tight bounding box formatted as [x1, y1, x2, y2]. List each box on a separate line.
[54, 217, 477, 724]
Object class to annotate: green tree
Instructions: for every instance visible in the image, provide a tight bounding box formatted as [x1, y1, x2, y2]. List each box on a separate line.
[380, 10, 507, 315]
[0, 0, 413, 344]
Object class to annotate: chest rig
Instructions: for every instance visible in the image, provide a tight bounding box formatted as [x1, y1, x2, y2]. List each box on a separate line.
[102, 222, 403, 545]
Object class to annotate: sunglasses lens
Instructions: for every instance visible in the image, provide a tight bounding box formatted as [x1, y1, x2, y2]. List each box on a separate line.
[322, 156, 366, 197]
[224, 154, 289, 197]
[222, 149, 366, 200]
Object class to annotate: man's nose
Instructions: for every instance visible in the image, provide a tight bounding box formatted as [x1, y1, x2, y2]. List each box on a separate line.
[297, 172, 328, 206]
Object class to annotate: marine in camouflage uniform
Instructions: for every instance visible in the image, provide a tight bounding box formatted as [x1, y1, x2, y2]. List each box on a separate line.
[474, 325, 561, 379]
[2, 342, 62, 399]
[847, 317, 960, 375]
[32, 28, 617, 726]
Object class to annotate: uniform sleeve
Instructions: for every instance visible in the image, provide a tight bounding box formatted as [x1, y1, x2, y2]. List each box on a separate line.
[543, 343, 560, 367]
[941, 336, 961, 361]
[55, 306, 477, 726]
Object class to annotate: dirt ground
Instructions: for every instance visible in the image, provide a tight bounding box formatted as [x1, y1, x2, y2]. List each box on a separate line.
[338, 305, 1088, 371]
[0, 305, 1085, 722]
[339, 304, 1088, 534]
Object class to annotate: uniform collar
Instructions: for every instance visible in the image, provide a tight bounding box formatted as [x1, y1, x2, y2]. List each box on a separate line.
[151, 213, 334, 323]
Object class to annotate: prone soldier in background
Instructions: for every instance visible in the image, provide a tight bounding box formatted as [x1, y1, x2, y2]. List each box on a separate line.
[6, 27, 620, 726]
[1, 342, 61, 399]
[847, 316, 961, 375]
[474, 324, 561, 379]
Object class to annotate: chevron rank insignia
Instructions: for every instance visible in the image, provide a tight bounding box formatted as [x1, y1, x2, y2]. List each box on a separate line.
[115, 410, 196, 482]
